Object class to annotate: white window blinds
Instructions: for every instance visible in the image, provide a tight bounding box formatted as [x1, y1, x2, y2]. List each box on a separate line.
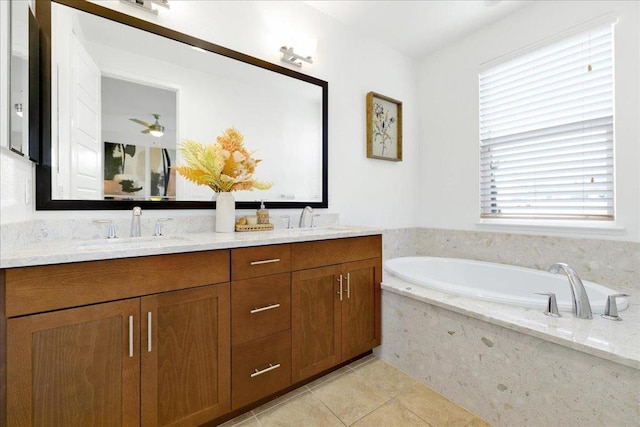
[479, 24, 614, 220]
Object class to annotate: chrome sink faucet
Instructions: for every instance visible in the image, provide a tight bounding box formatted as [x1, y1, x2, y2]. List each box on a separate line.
[130, 206, 142, 237]
[299, 206, 313, 228]
[548, 263, 593, 319]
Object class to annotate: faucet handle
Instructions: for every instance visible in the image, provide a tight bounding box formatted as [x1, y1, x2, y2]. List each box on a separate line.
[94, 220, 118, 239]
[280, 215, 291, 229]
[601, 294, 629, 321]
[534, 292, 561, 317]
[153, 218, 173, 236]
[311, 214, 321, 228]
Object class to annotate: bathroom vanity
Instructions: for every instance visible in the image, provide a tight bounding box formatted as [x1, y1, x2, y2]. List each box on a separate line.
[0, 230, 382, 426]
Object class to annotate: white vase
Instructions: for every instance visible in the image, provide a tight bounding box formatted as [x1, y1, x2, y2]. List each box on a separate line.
[215, 192, 235, 233]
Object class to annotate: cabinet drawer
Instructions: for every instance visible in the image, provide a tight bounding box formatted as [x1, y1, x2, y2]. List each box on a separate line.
[232, 273, 291, 346]
[232, 330, 292, 410]
[231, 244, 291, 280]
[4, 250, 230, 317]
[291, 235, 382, 271]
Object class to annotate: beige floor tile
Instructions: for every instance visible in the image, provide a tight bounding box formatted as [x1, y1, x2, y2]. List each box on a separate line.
[351, 400, 430, 427]
[396, 384, 476, 427]
[311, 371, 388, 425]
[218, 411, 259, 427]
[257, 391, 344, 427]
[347, 353, 377, 369]
[251, 385, 309, 416]
[351, 358, 417, 399]
[305, 365, 352, 390]
[465, 416, 492, 427]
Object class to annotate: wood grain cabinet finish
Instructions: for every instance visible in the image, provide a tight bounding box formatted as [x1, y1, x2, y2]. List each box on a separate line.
[291, 236, 382, 382]
[1, 236, 382, 426]
[231, 330, 292, 410]
[2, 251, 231, 427]
[231, 273, 291, 346]
[7, 299, 141, 426]
[141, 284, 231, 426]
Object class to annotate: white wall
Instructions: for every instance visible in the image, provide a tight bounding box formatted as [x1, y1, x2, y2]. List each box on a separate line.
[0, 1, 420, 228]
[418, 0, 640, 242]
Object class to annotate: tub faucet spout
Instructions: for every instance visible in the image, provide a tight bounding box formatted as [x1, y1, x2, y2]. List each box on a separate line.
[548, 263, 592, 319]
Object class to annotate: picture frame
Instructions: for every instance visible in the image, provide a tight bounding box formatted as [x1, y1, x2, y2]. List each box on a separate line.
[366, 91, 402, 161]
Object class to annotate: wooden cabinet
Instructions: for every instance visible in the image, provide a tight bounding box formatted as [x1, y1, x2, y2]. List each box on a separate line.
[7, 299, 141, 426]
[1, 235, 382, 425]
[291, 237, 382, 382]
[3, 251, 231, 427]
[230, 245, 293, 411]
[141, 285, 230, 426]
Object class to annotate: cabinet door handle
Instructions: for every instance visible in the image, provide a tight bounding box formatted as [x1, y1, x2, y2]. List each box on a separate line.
[128, 315, 134, 358]
[147, 312, 152, 353]
[250, 303, 281, 314]
[250, 258, 281, 266]
[346, 273, 351, 299]
[337, 275, 343, 301]
[250, 363, 281, 378]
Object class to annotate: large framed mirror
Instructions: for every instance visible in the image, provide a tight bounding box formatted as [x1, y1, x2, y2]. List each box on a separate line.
[34, 0, 328, 210]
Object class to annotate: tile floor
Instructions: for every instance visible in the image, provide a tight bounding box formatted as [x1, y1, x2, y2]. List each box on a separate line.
[221, 355, 491, 427]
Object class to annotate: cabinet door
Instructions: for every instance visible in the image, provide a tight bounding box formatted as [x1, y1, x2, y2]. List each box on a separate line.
[341, 258, 382, 361]
[141, 284, 230, 427]
[7, 299, 140, 426]
[292, 265, 342, 382]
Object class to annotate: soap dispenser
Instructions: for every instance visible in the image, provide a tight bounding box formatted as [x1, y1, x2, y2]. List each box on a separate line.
[257, 200, 269, 224]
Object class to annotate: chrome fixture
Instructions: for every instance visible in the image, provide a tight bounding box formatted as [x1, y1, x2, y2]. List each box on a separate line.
[280, 46, 313, 67]
[281, 215, 292, 229]
[153, 218, 172, 236]
[548, 263, 593, 319]
[534, 292, 561, 317]
[119, 0, 169, 16]
[299, 206, 313, 228]
[14, 103, 23, 118]
[601, 294, 630, 321]
[95, 219, 118, 239]
[130, 206, 142, 237]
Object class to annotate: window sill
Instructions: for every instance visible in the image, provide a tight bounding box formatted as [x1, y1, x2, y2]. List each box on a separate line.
[475, 219, 626, 237]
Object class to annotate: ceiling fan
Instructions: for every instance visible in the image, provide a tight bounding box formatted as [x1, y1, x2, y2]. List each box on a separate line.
[129, 113, 165, 137]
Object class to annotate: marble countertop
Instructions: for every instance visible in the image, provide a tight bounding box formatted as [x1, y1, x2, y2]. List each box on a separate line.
[382, 275, 640, 370]
[0, 225, 383, 269]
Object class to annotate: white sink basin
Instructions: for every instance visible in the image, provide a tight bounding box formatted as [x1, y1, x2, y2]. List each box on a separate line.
[77, 235, 188, 249]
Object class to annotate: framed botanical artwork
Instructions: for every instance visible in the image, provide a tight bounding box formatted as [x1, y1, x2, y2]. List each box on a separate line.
[366, 91, 402, 161]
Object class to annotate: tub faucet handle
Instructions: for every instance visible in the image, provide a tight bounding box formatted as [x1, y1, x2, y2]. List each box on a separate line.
[601, 294, 629, 321]
[534, 292, 561, 317]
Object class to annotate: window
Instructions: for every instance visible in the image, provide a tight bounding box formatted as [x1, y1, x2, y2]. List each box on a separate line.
[479, 24, 614, 221]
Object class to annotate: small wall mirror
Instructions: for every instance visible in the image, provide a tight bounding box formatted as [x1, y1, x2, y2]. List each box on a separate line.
[35, 0, 328, 210]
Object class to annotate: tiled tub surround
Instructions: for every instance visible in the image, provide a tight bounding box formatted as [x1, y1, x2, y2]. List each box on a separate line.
[379, 228, 640, 426]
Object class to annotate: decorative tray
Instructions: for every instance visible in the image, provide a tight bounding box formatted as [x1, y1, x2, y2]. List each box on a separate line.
[235, 223, 275, 232]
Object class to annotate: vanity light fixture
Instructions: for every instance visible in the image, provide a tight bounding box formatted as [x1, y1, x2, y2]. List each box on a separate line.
[280, 46, 313, 68]
[14, 103, 23, 118]
[119, 0, 169, 16]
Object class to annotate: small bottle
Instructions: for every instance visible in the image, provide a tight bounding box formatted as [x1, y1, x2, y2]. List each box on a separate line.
[257, 200, 269, 224]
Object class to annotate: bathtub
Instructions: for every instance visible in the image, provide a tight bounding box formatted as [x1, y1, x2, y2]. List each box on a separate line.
[384, 256, 628, 314]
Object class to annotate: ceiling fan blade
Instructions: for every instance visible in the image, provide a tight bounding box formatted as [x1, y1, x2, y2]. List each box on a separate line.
[141, 129, 151, 134]
[130, 118, 152, 127]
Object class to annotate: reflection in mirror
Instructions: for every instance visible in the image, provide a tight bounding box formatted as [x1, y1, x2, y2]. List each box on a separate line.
[37, 0, 328, 209]
[10, 0, 29, 155]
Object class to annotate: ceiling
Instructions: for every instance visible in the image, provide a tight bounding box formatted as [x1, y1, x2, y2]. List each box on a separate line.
[304, 0, 534, 59]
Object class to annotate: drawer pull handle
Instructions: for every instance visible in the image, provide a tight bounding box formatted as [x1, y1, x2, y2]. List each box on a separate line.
[147, 311, 152, 353]
[250, 303, 281, 314]
[250, 258, 281, 266]
[337, 275, 343, 301]
[251, 363, 281, 378]
[128, 315, 134, 358]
